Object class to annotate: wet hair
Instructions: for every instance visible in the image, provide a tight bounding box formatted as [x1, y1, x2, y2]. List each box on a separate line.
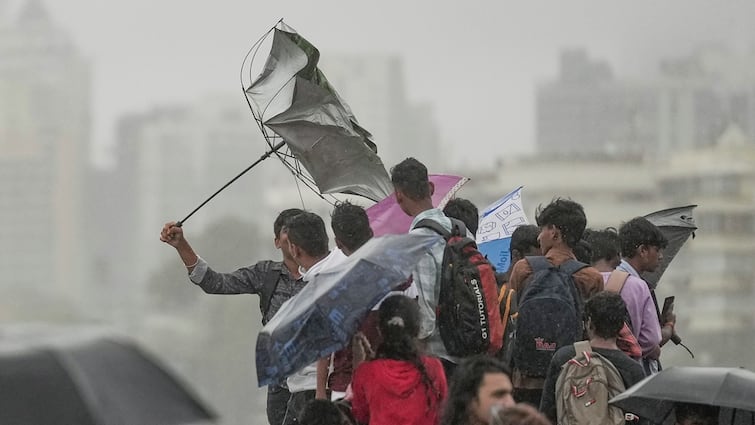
[585, 227, 621, 265]
[534, 198, 587, 249]
[618, 217, 668, 259]
[674, 402, 719, 425]
[285, 212, 329, 258]
[377, 295, 441, 412]
[298, 399, 351, 425]
[331, 201, 372, 253]
[492, 403, 552, 425]
[274, 208, 304, 239]
[584, 292, 626, 339]
[573, 239, 593, 264]
[390, 157, 431, 201]
[441, 356, 512, 425]
[510, 225, 540, 259]
[443, 198, 480, 235]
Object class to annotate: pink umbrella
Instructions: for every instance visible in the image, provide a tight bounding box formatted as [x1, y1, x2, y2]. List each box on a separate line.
[367, 174, 469, 236]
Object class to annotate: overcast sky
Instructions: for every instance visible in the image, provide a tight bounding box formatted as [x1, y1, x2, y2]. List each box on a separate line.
[11, 0, 755, 168]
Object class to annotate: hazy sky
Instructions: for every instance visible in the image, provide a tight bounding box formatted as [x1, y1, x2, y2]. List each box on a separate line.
[13, 0, 755, 168]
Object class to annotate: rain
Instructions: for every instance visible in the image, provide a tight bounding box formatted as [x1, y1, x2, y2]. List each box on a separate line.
[2, 0, 755, 424]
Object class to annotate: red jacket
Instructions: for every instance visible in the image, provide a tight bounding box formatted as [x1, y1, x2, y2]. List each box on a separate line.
[351, 356, 447, 425]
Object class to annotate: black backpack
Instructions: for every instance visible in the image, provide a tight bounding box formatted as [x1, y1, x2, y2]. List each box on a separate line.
[512, 256, 586, 378]
[415, 218, 503, 357]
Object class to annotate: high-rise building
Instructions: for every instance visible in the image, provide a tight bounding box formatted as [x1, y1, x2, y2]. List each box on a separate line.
[0, 0, 90, 311]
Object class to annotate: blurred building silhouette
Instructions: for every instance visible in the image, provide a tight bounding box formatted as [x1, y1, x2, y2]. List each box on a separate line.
[0, 0, 90, 310]
[322, 53, 442, 170]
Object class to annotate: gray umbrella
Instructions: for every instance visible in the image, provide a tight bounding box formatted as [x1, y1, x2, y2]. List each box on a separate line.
[244, 22, 393, 202]
[610, 366, 755, 424]
[642, 205, 698, 289]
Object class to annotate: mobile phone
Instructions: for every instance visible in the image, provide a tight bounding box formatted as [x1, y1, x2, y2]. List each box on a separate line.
[662, 296, 675, 318]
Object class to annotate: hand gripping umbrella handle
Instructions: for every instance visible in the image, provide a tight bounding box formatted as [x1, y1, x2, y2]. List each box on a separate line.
[175, 140, 286, 227]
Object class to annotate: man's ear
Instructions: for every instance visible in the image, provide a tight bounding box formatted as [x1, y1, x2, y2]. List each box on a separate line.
[428, 181, 435, 196]
[274, 237, 281, 250]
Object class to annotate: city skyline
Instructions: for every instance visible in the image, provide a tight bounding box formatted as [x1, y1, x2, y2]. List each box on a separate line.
[6, 0, 755, 169]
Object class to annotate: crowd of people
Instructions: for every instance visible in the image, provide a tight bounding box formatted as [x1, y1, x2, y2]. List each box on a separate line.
[160, 156, 714, 425]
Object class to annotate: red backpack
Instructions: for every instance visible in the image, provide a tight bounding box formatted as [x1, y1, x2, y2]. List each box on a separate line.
[416, 218, 503, 357]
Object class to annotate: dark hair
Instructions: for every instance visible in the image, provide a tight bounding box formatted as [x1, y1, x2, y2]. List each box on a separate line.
[390, 157, 431, 201]
[618, 217, 668, 259]
[298, 399, 351, 425]
[377, 295, 441, 412]
[584, 292, 626, 339]
[441, 356, 512, 425]
[443, 198, 479, 235]
[510, 225, 540, 258]
[286, 212, 329, 258]
[331, 201, 372, 253]
[492, 403, 552, 425]
[573, 239, 592, 264]
[534, 198, 587, 249]
[586, 227, 621, 265]
[274, 208, 304, 238]
[674, 402, 719, 425]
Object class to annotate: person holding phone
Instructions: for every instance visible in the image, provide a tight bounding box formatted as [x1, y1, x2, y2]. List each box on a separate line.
[617, 217, 677, 375]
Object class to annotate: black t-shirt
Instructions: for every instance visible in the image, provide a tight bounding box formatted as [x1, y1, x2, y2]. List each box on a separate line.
[540, 345, 646, 423]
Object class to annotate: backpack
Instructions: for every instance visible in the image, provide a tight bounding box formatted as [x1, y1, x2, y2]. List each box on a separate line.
[604, 270, 642, 360]
[512, 256, 586, 378]
[555, 341, 626, 425]
[415, 218, 503, 357]
[497, 284, 518, 367]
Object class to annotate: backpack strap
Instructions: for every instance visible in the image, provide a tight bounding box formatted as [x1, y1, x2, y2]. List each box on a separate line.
[605, 270, 629, 294]
[558, 259, 589, 277]
[260, 263, 282, 319]
[572, 340, 593, 366]
[525, 255, 552, 272]
[415, 217, 467, 239]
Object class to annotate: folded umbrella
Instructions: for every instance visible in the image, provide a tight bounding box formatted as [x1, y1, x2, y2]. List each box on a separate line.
[642, 205, 697, 289]
[255, 233, 442, 387]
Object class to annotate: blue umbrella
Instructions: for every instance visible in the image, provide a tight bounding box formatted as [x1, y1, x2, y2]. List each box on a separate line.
[255, 233, 441, 387]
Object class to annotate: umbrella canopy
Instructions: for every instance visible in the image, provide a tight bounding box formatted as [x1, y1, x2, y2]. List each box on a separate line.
[366, 174, 469, 237]
[642, 205, 698, 289]
[255, 233, 442, 387]
[245, 22, 393, 202]
[0, 331, 215, 425]
[610, 366, 755, 424]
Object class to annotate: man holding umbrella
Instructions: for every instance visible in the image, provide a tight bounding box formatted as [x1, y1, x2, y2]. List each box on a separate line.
[160, 208, 305, 425]
[617, 217, 677, 374]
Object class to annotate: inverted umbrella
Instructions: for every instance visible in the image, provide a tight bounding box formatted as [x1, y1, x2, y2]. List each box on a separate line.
[642, 205, 697, 289]
[255, 233, 442, 387]
[0, 333, 215, 425]
[244, 21, 393, 203]
[610, 366, 755, 425]
[366, 174, 469, 237]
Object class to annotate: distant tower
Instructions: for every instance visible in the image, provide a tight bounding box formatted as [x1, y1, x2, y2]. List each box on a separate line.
[0, 0, 90, 308]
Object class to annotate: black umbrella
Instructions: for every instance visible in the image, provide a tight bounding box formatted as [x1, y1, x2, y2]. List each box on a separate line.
[610, 366, 755, 425]
[642, 205, 698, 289]
[0, 333, 215, 425]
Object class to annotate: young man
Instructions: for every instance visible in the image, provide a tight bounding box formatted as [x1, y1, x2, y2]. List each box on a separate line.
[160, 208, 303, 425]
[315, 201, 377, 401]
[390, 157, 456, 373]
[281, 212, 346, 425]
[441, 356, 516, 425]
[443, 197, 480, 235]
[507, 198, 604, 405]
[617, 217, 676, 375]
[539, 292, 646, 423]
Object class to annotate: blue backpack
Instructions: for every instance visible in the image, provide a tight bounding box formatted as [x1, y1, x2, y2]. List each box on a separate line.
[512, 256, 587, 378]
